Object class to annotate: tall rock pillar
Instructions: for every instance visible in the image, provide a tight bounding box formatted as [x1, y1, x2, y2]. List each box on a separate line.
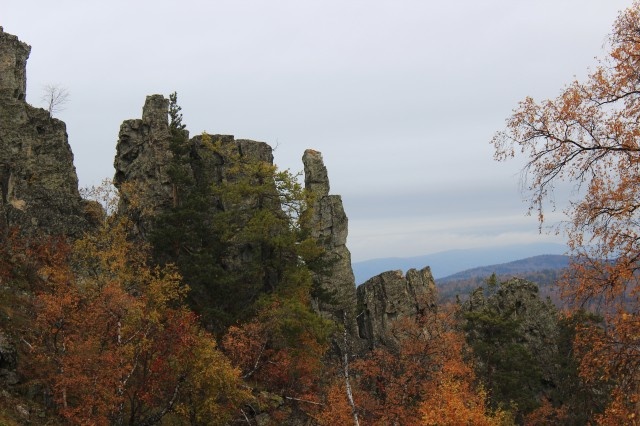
[302, 149, 362, 351]
[113, 94, 175, 237]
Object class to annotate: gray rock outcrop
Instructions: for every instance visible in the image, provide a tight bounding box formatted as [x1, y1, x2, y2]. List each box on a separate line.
[113, 94, 175, 235]
[356, 267, 437, 348]
[113, 94, 273, 238]
[0, 27, 91, 237]
[302, 149, 362, 349]
[0, 27, 28, 101]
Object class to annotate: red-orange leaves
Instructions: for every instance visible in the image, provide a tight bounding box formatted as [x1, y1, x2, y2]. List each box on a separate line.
[222, 296, 332, 422]
[493, 1, 640, 421]
[350, 308, 508, 425]
[28, 217, 246, 425]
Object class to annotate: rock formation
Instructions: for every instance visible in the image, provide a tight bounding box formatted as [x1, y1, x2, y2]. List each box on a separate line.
[0, 27, 28, 101]
[471, 278, 560, 348]
[0, 27, 92, 237]
[1, 23, 442, 360]
[302, 149, 364, 349]
[302, 150, 356, 309]
[114, 94, 274, 238]
[302, 150, 441, 351]
[462, 278, 561, 391]
[356, 267, 437, 348]
[113, 94, 176, 235]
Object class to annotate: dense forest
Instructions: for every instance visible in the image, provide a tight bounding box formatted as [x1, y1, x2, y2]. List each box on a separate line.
[1, 207, 597, 425]
[3, 2, 640, 425]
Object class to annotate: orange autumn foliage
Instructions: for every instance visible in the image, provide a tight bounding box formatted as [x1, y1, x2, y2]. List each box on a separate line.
[26, 218, 248, 425]
[493, 1, 640, 421]
[595, 388, 640, 426]
[223, 303, 326, 392]
[222, 296, 332, 422]
[317, 379, 357, 426]
[421, 331, 510, 426]
[350, 307, 507, 425]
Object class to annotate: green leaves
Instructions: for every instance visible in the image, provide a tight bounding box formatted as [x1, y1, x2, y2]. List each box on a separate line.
[463, 279, 552, 419]
[151, 124, 325, 333]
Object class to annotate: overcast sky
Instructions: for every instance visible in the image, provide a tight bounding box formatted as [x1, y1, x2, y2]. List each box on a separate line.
[4, 1, 632, 261]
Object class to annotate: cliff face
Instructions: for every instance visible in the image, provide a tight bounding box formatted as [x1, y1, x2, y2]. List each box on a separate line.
[357, 267, 437, 348]
[0, 27, 91, 237]
[302, 149, 363, 349]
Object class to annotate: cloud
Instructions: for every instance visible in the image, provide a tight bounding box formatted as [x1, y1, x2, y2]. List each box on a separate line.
[3, 0, 629, 261]
[343, 184, 568, 261]
[348, 211, 566, 261]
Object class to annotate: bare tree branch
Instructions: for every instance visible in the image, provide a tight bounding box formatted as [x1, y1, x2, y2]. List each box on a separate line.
[41, 83, 69, 116]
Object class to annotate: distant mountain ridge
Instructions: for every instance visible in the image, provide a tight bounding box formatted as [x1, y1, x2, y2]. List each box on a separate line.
[437, 254, 571, 283]
[436, 254, 571, 304]
[352, 242, 568, 284]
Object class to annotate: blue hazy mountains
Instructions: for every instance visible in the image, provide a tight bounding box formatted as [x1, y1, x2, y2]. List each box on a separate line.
[352, 242, 568, 284]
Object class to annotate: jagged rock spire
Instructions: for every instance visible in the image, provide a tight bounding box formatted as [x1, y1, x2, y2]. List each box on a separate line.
[302, 149, 364, 351]
[0, 28, 91, 237]
[303, 149, 330, 196]
[113, 95, 175, 236]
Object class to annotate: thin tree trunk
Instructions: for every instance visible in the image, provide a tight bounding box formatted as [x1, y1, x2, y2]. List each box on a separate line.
[342, 312, 360, 426]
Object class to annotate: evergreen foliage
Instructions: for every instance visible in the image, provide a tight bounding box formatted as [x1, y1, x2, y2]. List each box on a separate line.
[463, 277, 611, 424]
[464, 301, 543, 417]
[151, 94, 325, 335]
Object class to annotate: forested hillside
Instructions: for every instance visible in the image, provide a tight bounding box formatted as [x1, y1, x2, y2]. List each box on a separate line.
[437, 255, 570, 304]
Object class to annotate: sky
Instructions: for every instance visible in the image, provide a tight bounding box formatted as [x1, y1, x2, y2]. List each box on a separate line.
[3, 0, 633, 262]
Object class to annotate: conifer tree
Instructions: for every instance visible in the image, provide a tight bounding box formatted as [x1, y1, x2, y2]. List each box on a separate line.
[151, 96, 325, 334]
